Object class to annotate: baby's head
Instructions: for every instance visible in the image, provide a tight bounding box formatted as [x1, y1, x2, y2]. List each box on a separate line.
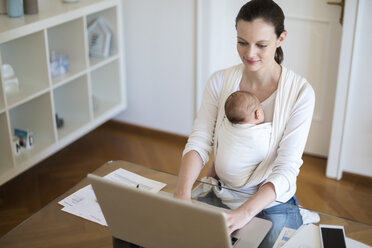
[224, 91, 264, 125]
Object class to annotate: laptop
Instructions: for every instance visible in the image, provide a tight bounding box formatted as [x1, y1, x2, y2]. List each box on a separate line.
[88, 174, 272, 248]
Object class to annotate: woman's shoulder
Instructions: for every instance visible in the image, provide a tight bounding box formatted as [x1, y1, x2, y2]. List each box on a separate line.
[282, 66, 315, 99]
[209, 64, 243, 79]
[206, 64, 243, 93]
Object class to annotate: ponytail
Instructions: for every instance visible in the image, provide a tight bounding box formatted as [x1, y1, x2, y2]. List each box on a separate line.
[275, 47, 284, 64]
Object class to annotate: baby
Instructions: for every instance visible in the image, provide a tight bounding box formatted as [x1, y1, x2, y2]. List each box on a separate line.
[213, 90, 272, 188]
[224, 90, 264, 125]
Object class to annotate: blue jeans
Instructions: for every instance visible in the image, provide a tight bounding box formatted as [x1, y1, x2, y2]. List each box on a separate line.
[197, 191, 303, 248]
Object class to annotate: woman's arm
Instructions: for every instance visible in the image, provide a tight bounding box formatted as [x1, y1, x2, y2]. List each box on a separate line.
[266, 82, 315, 200]
[174, 71, 223, 200]
[225, 183, 276, 233]
[173, 151, 204, 201]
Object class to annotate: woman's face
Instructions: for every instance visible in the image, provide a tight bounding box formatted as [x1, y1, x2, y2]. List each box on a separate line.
[236, 18, 285, 72]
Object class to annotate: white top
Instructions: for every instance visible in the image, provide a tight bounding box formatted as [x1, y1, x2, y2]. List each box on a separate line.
[184, 64, 315, 208]
[260, 90, 277, 122]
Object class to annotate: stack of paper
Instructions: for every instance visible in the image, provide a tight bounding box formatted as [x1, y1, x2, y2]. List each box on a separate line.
[59, 168, 167, 226]
[281, 224, 321, 248]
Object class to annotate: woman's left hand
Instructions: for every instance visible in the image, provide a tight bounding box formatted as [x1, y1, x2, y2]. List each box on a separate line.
[224, 207, 253, 234]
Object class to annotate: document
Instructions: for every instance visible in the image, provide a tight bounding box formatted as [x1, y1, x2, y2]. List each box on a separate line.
[281, 224, 321, 248]
[61, 191, 107, 225]
[273, 227, 297, 248]
[59, 168, 167, 226]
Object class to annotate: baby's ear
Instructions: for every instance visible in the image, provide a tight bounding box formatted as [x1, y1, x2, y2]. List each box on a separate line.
[255, 109, 260, 119]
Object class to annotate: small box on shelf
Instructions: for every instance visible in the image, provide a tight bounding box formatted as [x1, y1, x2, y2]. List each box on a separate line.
[14, 128, 33, 150]
[50, 51, 69, 78]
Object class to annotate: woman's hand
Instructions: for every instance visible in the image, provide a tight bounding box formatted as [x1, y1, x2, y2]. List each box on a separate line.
[224, 207, 253, 234]
[225, 183, 276, 234]
[173, 191, 192, 203]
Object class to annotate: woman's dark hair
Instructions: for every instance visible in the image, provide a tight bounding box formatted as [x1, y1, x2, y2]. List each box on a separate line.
[236, 0, 285, 64]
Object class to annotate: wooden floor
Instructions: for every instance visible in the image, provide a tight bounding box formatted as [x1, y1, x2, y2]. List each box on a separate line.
[0, 120, 371, 237]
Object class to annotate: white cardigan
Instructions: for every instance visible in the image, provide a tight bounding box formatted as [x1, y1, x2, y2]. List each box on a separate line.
[184, 64, 315, 209]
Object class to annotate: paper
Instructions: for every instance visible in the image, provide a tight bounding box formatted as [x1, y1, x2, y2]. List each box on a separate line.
[103, 168, 166, 193]
[59, 184, 95, 208]
[273, 227, 297, 248]
[346, 237, 372, 248]
[281, 224, 321, 248]
[59, 168, 167, 225]
[62, 195, 106, 225]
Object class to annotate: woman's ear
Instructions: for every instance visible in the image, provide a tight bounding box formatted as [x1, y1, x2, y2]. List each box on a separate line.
[276, 31, 287, 47]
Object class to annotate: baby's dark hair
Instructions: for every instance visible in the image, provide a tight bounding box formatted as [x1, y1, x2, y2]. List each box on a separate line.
[225, 91, 260, 124]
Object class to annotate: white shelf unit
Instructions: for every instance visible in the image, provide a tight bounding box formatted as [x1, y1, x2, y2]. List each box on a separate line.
[0, 0, 126, 185]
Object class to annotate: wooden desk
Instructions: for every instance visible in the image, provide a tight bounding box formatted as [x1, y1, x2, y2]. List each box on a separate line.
[0, 161, 179, 248]
[1, 160, 371, 247]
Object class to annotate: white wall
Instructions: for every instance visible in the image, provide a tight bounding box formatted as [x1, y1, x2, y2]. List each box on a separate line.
[115, 0, 195, 136]
[337, 0, 372, 177]
[195, 0, 244, 111]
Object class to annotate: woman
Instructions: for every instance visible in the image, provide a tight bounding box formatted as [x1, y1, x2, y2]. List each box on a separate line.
[174, 0, 315, 247]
